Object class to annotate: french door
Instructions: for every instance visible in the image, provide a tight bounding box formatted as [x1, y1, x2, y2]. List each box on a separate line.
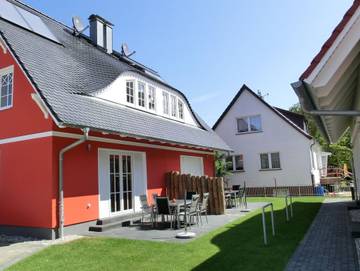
[109, 154, 133, 214]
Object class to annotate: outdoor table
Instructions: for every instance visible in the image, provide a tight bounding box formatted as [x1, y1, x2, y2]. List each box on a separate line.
[169, 199, 192, 229]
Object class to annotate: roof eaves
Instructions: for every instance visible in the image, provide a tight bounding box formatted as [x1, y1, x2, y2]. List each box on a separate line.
[300, 0, 360, 80]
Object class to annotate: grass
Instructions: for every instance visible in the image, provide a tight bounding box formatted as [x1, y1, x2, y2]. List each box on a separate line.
[8, 197, 323, 271]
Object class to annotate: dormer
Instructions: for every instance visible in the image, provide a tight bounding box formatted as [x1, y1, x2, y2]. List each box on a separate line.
[94, 71, 199, 127]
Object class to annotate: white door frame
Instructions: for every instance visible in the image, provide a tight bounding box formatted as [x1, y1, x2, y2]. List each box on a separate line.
[98, 148, 147, 219]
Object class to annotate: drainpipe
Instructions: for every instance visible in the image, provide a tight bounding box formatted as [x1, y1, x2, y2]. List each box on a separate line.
[58, 128, 89, 239]
[310, 140, 316, 187]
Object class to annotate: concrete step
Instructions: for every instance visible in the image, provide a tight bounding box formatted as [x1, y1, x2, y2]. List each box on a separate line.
[89, 212, 142, 232]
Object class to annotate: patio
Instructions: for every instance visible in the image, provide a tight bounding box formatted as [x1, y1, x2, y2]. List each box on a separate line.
[85, 202, 267, 243]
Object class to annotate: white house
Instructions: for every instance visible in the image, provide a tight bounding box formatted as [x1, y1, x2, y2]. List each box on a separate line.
[213, 85, 328, 195]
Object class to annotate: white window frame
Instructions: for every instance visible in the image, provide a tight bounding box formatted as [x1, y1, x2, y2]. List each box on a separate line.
[236, 115, 262, 134]
[227, 154, 244, 172]
[137, 81, 146, 108]
[125, 80, 135, 104]
[178, 99, 184, 120]
[260, 152, 281, 170]
[148, 85, 156, 111]
[162, 91, 169, 115]
[170, 95, 177, 117]
[0, 65, 14, 111]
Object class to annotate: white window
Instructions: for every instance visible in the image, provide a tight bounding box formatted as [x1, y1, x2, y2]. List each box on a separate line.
[138, 82, 145, 107]
[226, 155, 244, 171]
[260, 152, 281, 170]
[126, 81, 134, 104]
[180, 155, 204, 176]
[178, 99, 184, 119]
[148, 85, 156, 111]
[237, 115, 262, 133]
[170, 95, 177, 117]
[162, 91, 169, 115]
[1, 69, 13, 109]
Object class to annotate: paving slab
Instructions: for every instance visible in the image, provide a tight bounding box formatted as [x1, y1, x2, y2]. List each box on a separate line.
[86, 202, 267, 243]
[285, 199, 359, 271]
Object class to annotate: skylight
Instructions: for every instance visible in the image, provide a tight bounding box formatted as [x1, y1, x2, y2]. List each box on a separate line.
[0, 0, 59, 43]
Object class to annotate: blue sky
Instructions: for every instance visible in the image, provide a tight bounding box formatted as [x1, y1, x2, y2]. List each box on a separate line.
[23, 0, 353, 126]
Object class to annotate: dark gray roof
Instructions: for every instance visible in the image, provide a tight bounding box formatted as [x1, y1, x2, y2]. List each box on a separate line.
[0, 0, 230, 151]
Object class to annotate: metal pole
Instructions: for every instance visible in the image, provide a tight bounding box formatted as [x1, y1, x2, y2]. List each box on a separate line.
[270, 204, 275, 236]
[285, 196, 289, 221]
[262, 209, 267, 245]
[290, 196, 293, 217]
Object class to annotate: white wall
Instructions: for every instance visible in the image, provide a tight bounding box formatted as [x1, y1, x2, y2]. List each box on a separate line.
[95, 71, 198, 127]
[215, 89, 313, 187]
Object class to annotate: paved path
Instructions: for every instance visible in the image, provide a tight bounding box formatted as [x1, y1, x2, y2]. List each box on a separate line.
[285, 199, 358, 271]
[0, 235, 81, 270]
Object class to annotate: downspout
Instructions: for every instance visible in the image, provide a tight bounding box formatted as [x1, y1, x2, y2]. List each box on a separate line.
[310, 140, 316, 187]
[58, 128, 89, 239]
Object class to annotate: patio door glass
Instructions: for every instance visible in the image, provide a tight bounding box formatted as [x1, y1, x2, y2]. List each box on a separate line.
[109, 154, 133, 214]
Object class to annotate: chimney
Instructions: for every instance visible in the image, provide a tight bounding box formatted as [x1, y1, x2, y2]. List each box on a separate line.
[89, 14, 113, 54]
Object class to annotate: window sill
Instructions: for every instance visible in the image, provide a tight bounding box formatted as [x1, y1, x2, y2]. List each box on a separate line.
[232, 170, 245, 173]
[0, 105, 13, 111]
[259, 168, 282, 172]
[236, 131, 262, 135]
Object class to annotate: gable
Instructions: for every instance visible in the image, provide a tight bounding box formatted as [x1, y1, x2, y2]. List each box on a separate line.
[0, 37, 54, 138]
[213, 85, 312, 139]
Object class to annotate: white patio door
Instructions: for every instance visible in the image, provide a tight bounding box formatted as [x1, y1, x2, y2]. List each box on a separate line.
[98, 149, 147, 218]
[109, 154, 133, 214]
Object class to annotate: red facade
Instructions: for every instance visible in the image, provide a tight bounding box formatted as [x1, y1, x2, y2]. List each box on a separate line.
[0, 43, 215, 231]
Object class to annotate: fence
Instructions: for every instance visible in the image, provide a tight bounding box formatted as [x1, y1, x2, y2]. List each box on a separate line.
[166, 171, 225, 215]
[245, 186, 315, 197]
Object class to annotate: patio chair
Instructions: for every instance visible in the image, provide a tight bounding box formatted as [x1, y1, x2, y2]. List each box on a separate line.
[139, 194, 153, 224]
[155, 197, 175, 229]
[178, 194, 200, 228]
[238, 188, 245, 207]
[198, 192, 209, 224]
[186, 191, 197, 200]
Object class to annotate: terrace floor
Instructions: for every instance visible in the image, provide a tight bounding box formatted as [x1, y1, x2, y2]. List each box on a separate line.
[85, 202, 267, 243]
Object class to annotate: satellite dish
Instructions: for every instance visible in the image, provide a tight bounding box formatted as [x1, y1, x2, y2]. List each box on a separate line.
[72, 16, 88, 35]
[121, 43, 136, 57]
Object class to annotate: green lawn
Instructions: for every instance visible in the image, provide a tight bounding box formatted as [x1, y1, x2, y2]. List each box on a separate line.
[8, 197, 323, 271]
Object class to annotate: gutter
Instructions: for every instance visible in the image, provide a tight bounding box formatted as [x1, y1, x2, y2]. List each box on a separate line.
[58, 128, 89, 239]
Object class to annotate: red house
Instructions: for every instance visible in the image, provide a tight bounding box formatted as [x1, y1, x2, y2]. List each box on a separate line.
[0, 0, 230, 239]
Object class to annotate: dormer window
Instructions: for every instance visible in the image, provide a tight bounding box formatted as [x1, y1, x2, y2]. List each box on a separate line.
[148, 85, 156, 111]
[170, 95, 177, 117]
[138, 82, 145, 107]
[178, 100, 184, 119]
[162, 91, 169, 115]
[0, 67, 13, 110]
[126, 81, 134, 104]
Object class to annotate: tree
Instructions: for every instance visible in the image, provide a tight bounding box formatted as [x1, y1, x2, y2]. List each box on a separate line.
[214, 151, 232, 178]
[289, 103, 352, 170]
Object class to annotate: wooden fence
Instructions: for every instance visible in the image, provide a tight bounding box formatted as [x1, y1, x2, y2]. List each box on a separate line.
[165, 171, 225, 215]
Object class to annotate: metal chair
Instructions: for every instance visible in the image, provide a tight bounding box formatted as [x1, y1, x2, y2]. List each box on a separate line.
[198, 192, 209, 224]
[179, 194, 200, 228]
[155, 197, 175, 229]
[139, 194, 153, 224]
[186, 191, 197, 200]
